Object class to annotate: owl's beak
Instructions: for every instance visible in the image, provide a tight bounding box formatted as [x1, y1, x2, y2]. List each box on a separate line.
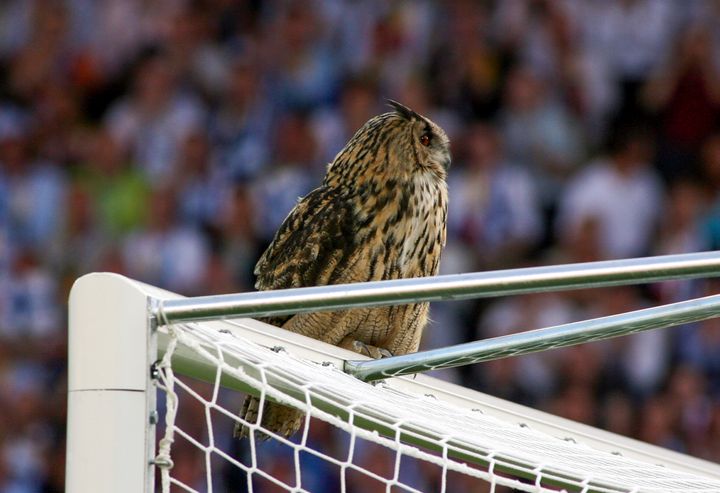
[443, 153, 451, 170]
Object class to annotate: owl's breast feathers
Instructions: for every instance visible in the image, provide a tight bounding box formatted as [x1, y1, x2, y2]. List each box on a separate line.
[353, 169, 447, 279]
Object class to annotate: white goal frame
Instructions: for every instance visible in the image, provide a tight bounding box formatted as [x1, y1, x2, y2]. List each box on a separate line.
[67, 252, 720, 492]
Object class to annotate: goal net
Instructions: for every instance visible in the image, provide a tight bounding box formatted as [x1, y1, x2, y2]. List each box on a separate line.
[152, 317, 720, 493]
[66, 270, 720, 493]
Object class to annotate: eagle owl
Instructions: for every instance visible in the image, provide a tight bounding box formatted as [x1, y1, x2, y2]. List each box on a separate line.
[235, 101, 450, 439]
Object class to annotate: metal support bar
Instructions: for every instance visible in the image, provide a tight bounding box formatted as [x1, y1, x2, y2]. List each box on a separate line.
[344, 293, 720, 381]
[155, 251, 720, 324]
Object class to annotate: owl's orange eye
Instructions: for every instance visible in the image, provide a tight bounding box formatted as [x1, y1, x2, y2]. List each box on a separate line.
[420, 133, 432, 146]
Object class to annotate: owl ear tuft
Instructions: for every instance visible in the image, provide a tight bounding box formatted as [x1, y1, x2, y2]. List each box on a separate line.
[387, 100, 419, 121]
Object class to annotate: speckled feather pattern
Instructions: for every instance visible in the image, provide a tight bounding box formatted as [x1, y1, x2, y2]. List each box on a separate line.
[235, 102, 450, 439]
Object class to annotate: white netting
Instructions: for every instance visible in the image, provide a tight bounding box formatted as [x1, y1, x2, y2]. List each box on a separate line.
[151, 318, 720, 493]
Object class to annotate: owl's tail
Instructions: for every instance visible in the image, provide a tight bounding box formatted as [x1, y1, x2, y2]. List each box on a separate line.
[233, 395, 304, 440]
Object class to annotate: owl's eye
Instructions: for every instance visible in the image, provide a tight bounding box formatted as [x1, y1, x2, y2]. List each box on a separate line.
[420, 133, 432, 146]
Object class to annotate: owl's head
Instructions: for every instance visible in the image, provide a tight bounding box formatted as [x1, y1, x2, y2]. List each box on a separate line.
[326, 101, 451, 186]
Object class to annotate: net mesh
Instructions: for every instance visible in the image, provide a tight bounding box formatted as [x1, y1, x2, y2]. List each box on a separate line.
[152, 318, 720, 493]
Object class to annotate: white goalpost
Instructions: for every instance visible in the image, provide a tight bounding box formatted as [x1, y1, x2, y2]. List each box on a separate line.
[67, 252, 720, 492]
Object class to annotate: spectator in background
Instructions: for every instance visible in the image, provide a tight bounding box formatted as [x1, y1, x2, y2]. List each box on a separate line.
[252, 111, 319, 243]
[163, 3, 230, 101]
[5, 2, 74, 100]
[556, 123, 662, 259]
[655, 179, 706, 258]
[499, 65, 584, 208]
[699, 132, 720, 251]
[81, 0, 149, 78]
[546, 382, 598, 426]
[667, 365, 714, 457]
[652, 179, 706, 304]
[448, 123, 541, 270]
[170, 130, 228, 230]
[644, 25, 720, 181]
[264, 3, 339, 111]
[428, 0, 499, 119]
[75, 129, 149, 238]
[638, 395, 684, 451]
[494, 0, 578, 92]
[675, 280, 720, 397]
[601, 392, 636, 437]
[31, 83, 83, 167]
[593, 286, 670, 397]
[47, 184, 106, 292]
[579, 0, 676, 120]
[0, 251, 60, 340]
[105, 50, 206, 182]
[122, 187, 209, 295]
[217, 185, 262, 291]
[361, 3, 435, 98]
[0, 131, 67, 255]
[705, 405, 720, 462]
[0, 361, 53, 493]
[209, 58, 274, 182]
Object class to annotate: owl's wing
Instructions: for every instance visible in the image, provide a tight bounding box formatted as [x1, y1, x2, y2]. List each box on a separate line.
[254, 187, 355, 327]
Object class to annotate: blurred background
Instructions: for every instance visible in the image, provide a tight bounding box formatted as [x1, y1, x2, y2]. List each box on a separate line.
[2, 0, 720, 491]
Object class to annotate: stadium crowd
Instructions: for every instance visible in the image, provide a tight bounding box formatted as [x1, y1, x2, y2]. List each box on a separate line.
[2, 0, 720, 491]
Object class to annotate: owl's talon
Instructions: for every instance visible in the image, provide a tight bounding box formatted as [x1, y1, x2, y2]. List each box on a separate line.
[351, 340, 371, 356]
[378, 348, 393, 359]
[351, 340, 393, 359]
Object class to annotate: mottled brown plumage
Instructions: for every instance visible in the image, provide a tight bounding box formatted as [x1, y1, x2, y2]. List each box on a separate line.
[235, 101, 450, 439]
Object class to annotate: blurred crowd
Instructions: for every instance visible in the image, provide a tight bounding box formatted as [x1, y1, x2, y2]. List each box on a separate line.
[2, 0, 720, 491]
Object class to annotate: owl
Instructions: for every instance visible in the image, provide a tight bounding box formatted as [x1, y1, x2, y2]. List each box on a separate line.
[235, 101, 450, 439]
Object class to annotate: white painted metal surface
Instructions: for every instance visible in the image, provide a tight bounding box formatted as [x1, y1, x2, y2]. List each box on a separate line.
[67, 274, 161, 493]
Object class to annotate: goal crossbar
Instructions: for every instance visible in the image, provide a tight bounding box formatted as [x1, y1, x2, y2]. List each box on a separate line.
[154, 251, 720, 323]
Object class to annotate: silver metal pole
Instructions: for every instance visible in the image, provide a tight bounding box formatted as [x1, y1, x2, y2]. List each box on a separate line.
[155, 251, 720, 324]
[344, 293, 720, 381]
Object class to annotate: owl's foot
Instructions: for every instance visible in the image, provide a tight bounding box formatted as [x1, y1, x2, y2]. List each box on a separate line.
[345, 340, 393, 359]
